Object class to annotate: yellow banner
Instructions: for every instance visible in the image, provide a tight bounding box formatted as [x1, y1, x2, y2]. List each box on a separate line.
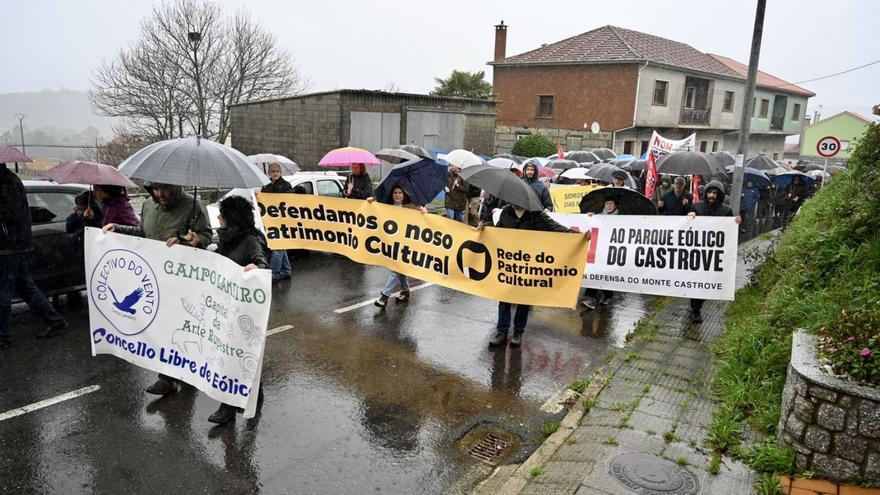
[549, 185, 603, 213]
[257, 194, 589, 308]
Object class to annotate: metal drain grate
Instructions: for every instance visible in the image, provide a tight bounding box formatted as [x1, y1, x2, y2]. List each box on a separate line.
[608, 452, 699, 495]
[466, 432, 514, 466]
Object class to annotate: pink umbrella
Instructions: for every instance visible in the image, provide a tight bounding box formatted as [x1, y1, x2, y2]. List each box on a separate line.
[0, 144, 32, 163]
[43, 160, 138, 188]
[318, 146, 381, 167]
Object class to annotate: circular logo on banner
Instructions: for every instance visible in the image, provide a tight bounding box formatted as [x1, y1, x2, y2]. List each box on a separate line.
[89, 249, 160, 336]
[456, 241, 492, 281]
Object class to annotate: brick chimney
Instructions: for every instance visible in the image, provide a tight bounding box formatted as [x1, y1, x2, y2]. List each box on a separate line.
[494, 21, 508, 62]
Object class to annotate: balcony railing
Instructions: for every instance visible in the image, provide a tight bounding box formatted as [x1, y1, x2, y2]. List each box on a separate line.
[679, 108, 710, 125]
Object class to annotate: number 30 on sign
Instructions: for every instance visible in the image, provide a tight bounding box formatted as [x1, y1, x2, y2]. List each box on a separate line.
[817, 136, 841, 158]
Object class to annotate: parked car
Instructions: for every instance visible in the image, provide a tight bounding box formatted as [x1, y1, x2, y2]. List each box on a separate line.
[207, 171, 346, 231]
[18, 180, 90, 301]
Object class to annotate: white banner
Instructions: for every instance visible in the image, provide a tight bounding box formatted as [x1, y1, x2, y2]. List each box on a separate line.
[492, 211, 738, 300]
[85, 227, 271, 417]
[647, 131, 696, 160]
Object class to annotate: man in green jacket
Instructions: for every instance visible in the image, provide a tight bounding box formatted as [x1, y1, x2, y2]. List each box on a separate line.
[103, 182, 212, 396]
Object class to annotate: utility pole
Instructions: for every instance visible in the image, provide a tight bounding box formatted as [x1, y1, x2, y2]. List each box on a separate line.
[731, 0, 766, 215]
[14, 113, 26, 174]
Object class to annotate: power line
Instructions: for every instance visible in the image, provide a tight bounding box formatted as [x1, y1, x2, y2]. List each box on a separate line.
[768, 58, 880, 90]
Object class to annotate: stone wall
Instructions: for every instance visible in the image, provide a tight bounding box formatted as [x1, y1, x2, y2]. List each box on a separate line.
[494, 126, 612, 155]
[778, 331, 880, 482]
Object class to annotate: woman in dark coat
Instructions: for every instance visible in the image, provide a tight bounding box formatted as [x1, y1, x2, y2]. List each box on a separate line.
[87, 184, 139, 227]
[344, 163, 373, 200]
[66, 191, 103, 237]
[261, 163, 293, 281]
[208, 195, 269, 425]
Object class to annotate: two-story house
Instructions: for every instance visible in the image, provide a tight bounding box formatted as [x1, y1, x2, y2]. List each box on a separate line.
[488, 23, 814, 160]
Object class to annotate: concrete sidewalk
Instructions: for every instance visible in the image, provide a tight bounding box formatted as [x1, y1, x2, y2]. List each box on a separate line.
[473, 238, 773, 495]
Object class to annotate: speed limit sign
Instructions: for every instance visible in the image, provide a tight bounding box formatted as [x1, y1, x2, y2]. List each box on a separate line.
[817, 136, 841, 158]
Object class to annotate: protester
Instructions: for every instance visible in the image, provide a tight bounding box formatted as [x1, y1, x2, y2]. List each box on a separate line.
[0, 163, 68, 348]
[611, 170, 630, 189]
[481, 205, 584, 347]
[466, 183, 482, 226]
[658, 177, 693, 216]
[739, 179, 760, 236]
[369, 185, 427, 308]
[444, 164, 469, 222]
[66, 191, 103, 238]
[208, 195, 270, 425]
[261, 163, 293, 281]
[654, 176, 672, 205]
[783, 176, 808, 225]
[581, 197, 618, 310]
[87, 184, 139, 227]
[103, 182, 212, 396]
[343, 163, 373, 200]
[521, 162, 553, 211]
[687, 181, 741, 323]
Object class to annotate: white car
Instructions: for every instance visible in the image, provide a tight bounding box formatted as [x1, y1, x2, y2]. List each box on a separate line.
[207, 171, 346, 231]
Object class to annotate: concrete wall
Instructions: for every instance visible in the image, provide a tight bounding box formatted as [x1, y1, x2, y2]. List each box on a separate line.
[230, 93, 342, 170]
[494, 126, 612, 155]
[493, 63, 639, 132]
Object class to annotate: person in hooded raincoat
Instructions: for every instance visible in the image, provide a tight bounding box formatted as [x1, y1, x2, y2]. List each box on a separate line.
[521, 162, 553, 211]
[687, 180, 741, 323]
[104, 182, 212, 396]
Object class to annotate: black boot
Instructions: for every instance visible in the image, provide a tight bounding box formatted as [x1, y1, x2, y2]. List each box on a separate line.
[145, 377, 176, 395]
[208, 403, 238, 425]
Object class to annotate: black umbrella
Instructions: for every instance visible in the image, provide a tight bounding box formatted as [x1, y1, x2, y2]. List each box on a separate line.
[745, 155, 777, 171]
[590, 148, 617, 160]
[584, 163, 638, 189]
[803, 163, 824, 172]
[398, 144, 432, 160]
[579, 187, 657, 215]
[655, 151, 725, 177]
[626, 159, 649, 172]
[458, 164, 543, 211]
[564, 150, 601, 163]
[710, 151, 736, 166]
[492, 153, 522, 163]
[546, 159, 579, 171]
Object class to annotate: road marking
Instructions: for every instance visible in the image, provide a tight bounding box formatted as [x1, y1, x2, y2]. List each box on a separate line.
[266, 324, 294, 336]
[333, 283, 436, 314]
[0, 385, 101, 422]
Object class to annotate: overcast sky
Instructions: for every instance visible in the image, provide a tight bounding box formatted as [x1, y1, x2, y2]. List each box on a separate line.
[4, 0, 878, 121]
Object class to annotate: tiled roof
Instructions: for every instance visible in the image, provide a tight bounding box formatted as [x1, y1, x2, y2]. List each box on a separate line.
[492, 25, 742, 78]
[708, 53, 815, 97]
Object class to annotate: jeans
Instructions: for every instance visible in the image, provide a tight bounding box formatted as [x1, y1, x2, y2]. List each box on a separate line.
[0, 254, 66, 342]
[269, 250, 291, 280]
[497, 302, 530, 336]
[446, 208, 464, 222]
[381, 271, 410, 297]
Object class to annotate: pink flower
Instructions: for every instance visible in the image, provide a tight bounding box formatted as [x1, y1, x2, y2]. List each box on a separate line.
[847, 336, 856, 342]
[861, 348, 872, 357]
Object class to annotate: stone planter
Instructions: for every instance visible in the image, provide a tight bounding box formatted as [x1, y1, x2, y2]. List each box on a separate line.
[778, 330, 880, 482]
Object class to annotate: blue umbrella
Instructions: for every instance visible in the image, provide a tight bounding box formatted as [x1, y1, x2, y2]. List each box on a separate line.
[374, 158, 448, 206]
[611, 154, 636, 164]
[725, 166, 771, 188]
[771, 171, 814, 189]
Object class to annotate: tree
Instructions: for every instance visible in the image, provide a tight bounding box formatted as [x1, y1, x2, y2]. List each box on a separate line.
[511, 133, 556, 158]
[90, 0, 308, 143]
[430, 70, 493, 99]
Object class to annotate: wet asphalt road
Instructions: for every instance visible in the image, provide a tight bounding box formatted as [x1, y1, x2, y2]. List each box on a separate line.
[0, 251, 653, 494]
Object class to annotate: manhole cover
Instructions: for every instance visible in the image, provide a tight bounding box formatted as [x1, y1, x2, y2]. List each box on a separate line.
[608, 453, 699, 495]
[457, 427, 520, 466]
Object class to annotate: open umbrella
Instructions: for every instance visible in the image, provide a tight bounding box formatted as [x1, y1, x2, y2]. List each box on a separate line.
[546, 159, 579, 171]
[807, 170, 830, 180]
[248, 153, 300, 174]
[440, 149, 485, 169]
[802, 163, 824, 172]
[458, 164, 543, 211]
[624, 159, 648, 172]
[590, 148, 617, 160]
[611, 154, 636, 164]
[487, 157, 518, 170]
[560, 168, 596, 180]
[563, 150, 601, 163]
[0, 144, 32, 164]
[745, 155, 777, 171]
[373, 158, 447, 206]
[579, 187, 657, 215]
[765, 166, 788, 176]
[119, 136, 267, 188]
[655, 151, 725, 177]
[318, 146, 381, 166]
[43, 160, 137, 188]
[376, 148, 420, 164]
[771, 171, 814, 189]
[724, 166, 770, 188]
[584, 163, 638, 189]
[710, 151, 736, 167]
[492, 153, 521, 163]
[398, 144, 432, 160]
[538, 167, 557, 179]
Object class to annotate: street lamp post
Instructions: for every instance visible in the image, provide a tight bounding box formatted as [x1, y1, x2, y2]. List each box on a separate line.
[14, 113, 26, 174]
[188, 31, 204, 137]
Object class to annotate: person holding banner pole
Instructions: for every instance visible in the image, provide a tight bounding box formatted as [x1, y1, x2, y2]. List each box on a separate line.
[484, 204, 583, 347]
[687, 181, 741, 323]
[103, 182, 212, 396]
[581, 197, 620, 310]
[368, 185, 427, 308]
[658, 177, 693, 216]
[208, 195, 270, 425]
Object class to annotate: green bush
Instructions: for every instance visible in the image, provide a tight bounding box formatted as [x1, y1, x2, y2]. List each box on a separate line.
[511, 133, 556, 158]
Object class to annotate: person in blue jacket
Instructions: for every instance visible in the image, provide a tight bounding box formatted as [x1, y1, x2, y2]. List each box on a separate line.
[739, 178, 761, 236]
